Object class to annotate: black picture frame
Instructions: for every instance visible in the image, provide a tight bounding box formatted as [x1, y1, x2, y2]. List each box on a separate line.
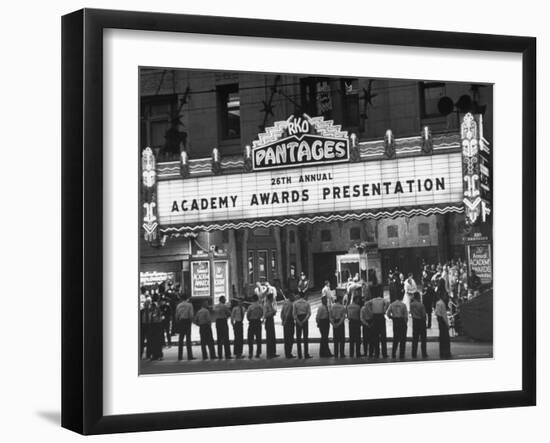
[61, 8, 536, 435]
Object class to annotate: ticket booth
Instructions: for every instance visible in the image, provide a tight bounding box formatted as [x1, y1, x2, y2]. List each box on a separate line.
[335, 251, 368, 299]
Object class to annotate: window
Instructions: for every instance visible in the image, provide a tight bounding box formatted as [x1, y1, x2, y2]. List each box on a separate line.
[341, 78, 360, 127]
[300, 77, 332, 118]
[321, 229, 332, 242]
[140, 95, 179, 155]
[257, 250, 268, 281]
[289, 230, 295, 244]
[387, 225, 398, 238]
[420, 82, 447, 118]
[418, 223, 430, 236]
[350, 226, 361, 240]
[365, 221, 376, 243]
[253, 228, 270, 237]
[218, 84, 240, 139]
[222, 230, 229, 243]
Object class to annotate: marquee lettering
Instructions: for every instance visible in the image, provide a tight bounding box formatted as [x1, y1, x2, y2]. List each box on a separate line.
[252, 114, 350, 170]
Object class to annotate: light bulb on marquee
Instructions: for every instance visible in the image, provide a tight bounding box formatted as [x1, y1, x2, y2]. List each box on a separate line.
[180, 150, 189, 178]
[212, 147, 221, 174]
[212, 147, 220, 162]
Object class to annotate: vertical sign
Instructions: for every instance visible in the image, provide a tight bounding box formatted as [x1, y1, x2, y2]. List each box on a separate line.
[141, 147, 159, 241]
[461, 113, 491, 226]
[213, 260, 229, 304]
[191, 260, 211, 297]
[468, 244, 492, 284]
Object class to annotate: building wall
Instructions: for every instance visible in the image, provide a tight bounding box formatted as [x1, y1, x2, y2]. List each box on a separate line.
[377, 215, 438, 249]
[140, 69, 493, 160]
[140, 69, 491, 293]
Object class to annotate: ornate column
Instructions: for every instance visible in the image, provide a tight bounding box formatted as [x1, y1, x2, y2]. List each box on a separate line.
[284, 227, 291, 287]
[273, 226, 283, 285]
[295, 226, 302, 277]
[241, 229, 249, 294]
[228, 229, 239, 296]
[306, 225, 314, 284]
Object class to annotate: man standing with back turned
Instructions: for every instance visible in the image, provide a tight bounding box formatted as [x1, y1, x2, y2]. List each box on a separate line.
[213, 296, 232, 360]
[280, 293, 296, 358]
[368, 291, 389, 358]
[194, 300, 216, 360]
[330, 295, 347, 358]
[231, 299, 245, 359]
[264, 292, 278, 359]
[386, 296, 408, 359]
[175, 293, 194, 361]
[293, 291, 312, 359]
[410, 291, 428, 358]
[347, 295, 362, 358]
[246, 294, 263, 359]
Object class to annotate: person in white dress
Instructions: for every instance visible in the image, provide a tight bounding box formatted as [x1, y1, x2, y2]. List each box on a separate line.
[403, 273, 417, 313]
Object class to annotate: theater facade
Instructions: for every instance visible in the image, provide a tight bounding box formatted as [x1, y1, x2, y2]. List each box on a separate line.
[139, 70, 492, 301]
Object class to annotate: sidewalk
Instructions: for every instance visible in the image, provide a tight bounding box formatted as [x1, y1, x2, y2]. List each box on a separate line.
[141, 340, 493, 375]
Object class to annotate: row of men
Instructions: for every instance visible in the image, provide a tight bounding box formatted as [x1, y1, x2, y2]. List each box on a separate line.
[141, 289, 452, 362]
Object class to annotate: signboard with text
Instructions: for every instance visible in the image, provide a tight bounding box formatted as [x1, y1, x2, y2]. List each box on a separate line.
[157, 152, 463, 231]
[213, 260, 229, 304]
[251, 115, 350, 170]
[190, 260, 211, 298]
[139, 271, 176, 286]
[468, 244, 492, 284]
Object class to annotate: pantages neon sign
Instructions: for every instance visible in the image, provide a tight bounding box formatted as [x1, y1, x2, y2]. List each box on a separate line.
[251, 114, 350, 170]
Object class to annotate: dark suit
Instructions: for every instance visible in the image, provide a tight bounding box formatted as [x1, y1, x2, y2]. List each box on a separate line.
[283, 319, 295, 357]
[295, 314, 309, 358]
[233, 321, 243, 356]
[423, 288, 434, 328]
[265, 316, 276, 357]
[318, 318, 331, 357]
[216, 319, 231, 358]
[176, 319, 193, 360]
[372, 314, 388, 357]
[412, 318, 428, 357]
[438, 316, 451, 358]
[247, 320, 262, 357]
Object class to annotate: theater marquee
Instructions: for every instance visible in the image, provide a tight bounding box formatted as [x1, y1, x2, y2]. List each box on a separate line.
[157, 153, 463, 231]
[141, 113, 489, 237]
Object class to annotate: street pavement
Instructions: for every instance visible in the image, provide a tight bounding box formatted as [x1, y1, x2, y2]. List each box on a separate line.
[141, 290, 492, 375]
[140, 339, 493, 374]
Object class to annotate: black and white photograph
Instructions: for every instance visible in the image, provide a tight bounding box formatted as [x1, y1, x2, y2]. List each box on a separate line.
[0, 0, 546, 438]
[138, 68, 494, 375]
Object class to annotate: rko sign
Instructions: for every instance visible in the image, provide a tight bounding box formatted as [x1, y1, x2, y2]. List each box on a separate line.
[251, 114, 350, 171]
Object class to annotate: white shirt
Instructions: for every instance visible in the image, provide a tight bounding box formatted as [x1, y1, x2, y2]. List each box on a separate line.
[404, 278, 417, 295]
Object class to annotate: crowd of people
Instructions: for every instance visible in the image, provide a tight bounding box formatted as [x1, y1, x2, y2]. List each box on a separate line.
[139, 261, 482, 363]
[140, 280, 181, 361]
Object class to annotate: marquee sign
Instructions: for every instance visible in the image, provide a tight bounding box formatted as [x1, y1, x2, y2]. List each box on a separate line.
[251, 114, 350, 170]
[141, 114, 491, 240]
[157, 152, 463, 232]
